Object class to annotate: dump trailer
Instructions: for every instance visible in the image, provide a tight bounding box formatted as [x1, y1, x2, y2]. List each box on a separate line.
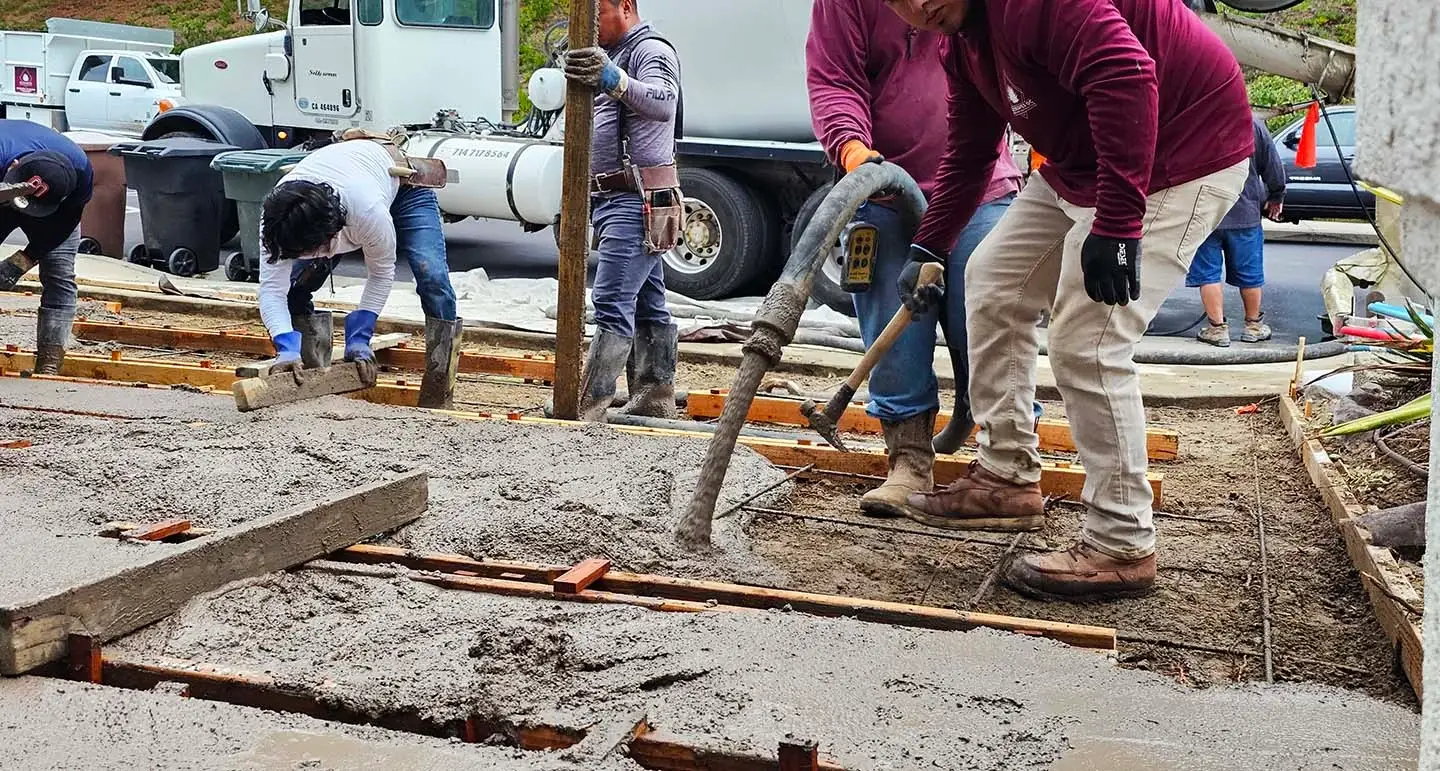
[0, 18, 182, 135]
[154, 0, 1355, 305]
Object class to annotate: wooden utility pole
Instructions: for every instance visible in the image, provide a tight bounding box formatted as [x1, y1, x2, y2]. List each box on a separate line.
[551, 0, 598, 420]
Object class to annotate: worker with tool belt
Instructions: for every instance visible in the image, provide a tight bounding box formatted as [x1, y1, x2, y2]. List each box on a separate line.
[561, 0, 684, 421]
[255, 132, 464, 409]
[886, 0, 1253, 601]
[0, 120, 92, 375]
[807, 0, 1036, 520]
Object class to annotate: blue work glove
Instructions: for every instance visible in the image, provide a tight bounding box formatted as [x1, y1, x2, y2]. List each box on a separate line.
[270, 330, 307, 384]
[343, 310, 379, 387]
[896, 245, 946, 314]
[564, 47, 627, 96]
[1080, 234, 1141, 306]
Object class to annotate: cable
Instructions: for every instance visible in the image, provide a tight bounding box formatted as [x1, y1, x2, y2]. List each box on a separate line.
[1307, 85, 1427, 297]
[1146, 311, 1209, 338]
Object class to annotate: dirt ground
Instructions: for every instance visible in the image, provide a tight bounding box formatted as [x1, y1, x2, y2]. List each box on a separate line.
[0, 301, 1416, 708]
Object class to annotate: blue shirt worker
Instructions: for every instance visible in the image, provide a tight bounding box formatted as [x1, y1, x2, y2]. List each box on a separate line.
[0, 120, 93, 374]
[1188, 116, 1287, 347]
[256, 137, 463, 408]
[562, 0, 683, 421]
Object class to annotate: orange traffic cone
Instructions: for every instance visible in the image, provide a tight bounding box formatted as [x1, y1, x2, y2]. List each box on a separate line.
[1296, 102, 1319, 169]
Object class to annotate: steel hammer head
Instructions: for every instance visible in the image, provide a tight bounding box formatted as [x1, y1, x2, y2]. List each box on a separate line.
[800, 398, 848, 452]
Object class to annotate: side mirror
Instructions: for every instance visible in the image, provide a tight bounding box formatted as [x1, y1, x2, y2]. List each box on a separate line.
[1282, 134, 1300, 150]
[254, 8, 271, 32]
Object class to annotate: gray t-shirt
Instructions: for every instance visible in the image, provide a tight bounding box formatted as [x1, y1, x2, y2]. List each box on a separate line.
[590, 22, 680, 176]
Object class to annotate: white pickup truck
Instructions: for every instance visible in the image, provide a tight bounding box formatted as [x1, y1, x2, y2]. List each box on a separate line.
[1, 18, 183, 136]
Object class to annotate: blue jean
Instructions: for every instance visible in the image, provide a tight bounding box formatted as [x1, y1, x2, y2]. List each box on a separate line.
[591, 193, 670, 339]
[0, 216, 78, 313]
[286, 186, 457, 320]
[854, 194, 1038, 424]
[1185, 225, 1265, 289]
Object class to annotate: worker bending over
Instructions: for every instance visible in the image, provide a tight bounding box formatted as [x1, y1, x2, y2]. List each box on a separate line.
[0, 120, 91, 374]
[806, 0, 1031, 519]
[887, 0, 1253, 601]
[256, 136, 463, 408]
[562, 0, 684, 420]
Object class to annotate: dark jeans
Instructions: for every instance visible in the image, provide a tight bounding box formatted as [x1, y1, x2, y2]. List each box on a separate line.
[591, 193, 670, 339]
[286, 186, 457, 320]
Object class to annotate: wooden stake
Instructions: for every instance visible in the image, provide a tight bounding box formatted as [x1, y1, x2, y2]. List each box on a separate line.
[779, 739, 820, 771]
[1290, 336, 1307, 399]
[67, 634, 102, 684]
[551, 0, 599, 420]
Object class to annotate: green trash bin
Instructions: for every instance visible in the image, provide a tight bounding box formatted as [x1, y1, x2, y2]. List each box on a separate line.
[211, 148, 310, 282]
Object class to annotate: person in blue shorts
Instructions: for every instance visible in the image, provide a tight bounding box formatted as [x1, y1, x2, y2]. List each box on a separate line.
[1188, 115, 1287, 347]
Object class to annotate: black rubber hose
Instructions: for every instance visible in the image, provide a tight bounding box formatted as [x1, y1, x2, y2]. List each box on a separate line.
[676, 162, 926, 549]
[788, 331, 1346, 364]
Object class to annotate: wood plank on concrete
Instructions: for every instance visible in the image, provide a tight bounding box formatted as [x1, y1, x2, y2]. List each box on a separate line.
[1277, 395, 1423, 701]
[235, 333, 410, 378]
[0, 471, 428, 675]
[685, 391, 1181, 461]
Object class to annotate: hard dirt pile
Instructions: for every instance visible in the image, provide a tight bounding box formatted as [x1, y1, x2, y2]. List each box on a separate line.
[117, 566, 1421, 771]
[0, 379, 790, 597]
[0, 675, 644, 770]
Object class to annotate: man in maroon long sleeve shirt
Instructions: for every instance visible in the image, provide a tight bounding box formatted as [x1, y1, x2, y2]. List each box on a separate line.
[885, 0, 1253, 601]
[806, 0, 1025, 520]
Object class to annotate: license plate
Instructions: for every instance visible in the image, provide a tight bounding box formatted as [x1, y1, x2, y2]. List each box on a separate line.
[841, 222, 878, 293]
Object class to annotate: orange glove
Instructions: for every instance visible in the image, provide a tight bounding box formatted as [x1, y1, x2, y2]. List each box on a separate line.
[839, 140, 883, 174]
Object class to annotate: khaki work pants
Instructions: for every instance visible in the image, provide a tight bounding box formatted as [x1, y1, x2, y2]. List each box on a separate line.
[964, 160, 1248, 559]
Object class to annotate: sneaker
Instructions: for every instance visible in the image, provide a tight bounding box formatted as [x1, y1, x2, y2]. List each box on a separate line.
[1197, 322, 1230, 348]
[902, 461, 1044, 531]
[1241, 316, 1272, 343]
[1002, 541, 1156, 602]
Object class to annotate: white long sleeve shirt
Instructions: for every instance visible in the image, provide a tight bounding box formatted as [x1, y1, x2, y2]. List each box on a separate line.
[257, 141, 402, 337]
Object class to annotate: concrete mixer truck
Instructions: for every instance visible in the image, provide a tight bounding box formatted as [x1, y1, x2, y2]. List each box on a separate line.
[142, 0, 1356, 307]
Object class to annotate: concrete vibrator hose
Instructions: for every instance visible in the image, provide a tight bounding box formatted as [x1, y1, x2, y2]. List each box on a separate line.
[675, 162, 927, 550]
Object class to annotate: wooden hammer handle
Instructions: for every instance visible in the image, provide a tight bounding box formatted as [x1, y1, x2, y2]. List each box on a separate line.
[843, 261, 944, 391]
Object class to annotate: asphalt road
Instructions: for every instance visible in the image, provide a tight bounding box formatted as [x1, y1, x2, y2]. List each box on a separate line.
[5, 190, 1364, 345]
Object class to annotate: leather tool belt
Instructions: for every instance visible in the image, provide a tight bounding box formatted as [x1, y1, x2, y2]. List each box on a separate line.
[590, 164, 680, 194]
[328, 128, 448, 189]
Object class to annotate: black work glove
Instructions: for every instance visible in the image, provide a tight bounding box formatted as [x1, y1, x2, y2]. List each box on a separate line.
[896, 245, 945, 314]
[1080, 234, 1141, 306]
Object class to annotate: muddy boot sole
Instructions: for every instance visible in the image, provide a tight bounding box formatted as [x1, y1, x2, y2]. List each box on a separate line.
[858, 498, 911, 519]
[902, 509, 1044, 532]
[1002, 560, 1156, 603]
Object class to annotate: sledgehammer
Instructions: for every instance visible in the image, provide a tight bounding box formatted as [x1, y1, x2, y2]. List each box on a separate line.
[801, 261, 944, 452]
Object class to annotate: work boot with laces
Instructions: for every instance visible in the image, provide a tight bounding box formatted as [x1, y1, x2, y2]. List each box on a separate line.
[1197, 321, 1230, 347]
[1241, 314, 1272, 343]
[1002, 540, 1156, 601]
[859, 410, 936, 519]
[903, 461, 1044, 531]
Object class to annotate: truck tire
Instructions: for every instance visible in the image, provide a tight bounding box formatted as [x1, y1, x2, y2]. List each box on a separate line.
[790, 182, 857, 317]
[663, 167, 775, 301]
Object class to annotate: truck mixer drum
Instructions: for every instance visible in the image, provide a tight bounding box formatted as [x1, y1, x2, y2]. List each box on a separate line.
[674, 162, 927, 550]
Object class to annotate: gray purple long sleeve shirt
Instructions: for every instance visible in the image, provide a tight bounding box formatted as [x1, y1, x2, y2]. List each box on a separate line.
[590, 22, 680, 176]
[1217, 117, 1287, 231]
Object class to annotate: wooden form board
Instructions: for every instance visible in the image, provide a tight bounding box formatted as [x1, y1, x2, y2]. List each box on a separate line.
[0, 350, 421, 407]
[96, 653, 844, 770]
[70, 320, 556, 381]
[1277, 395, 1423, 701]
[0, 472, 428, 675]
[685, 391, 1181, 461]
[333, 544, 1118, 652]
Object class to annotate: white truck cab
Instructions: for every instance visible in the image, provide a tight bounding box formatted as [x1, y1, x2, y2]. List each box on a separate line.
[174, 0, 504, 146]
[0, 18, 181, 136]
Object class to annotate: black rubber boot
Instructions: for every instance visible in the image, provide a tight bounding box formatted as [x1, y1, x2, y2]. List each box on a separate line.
[0, 250, 36, 292]
[294, 313, 334, 369]
[932, 348, 974, 455]
[418, 316, 464, 409]
[620, 322, 678, 419]
[578, 330, 633, 422]
[34, 307, 74, 375]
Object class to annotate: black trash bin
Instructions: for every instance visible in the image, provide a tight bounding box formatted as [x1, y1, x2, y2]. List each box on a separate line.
[112, 137, 241, 277]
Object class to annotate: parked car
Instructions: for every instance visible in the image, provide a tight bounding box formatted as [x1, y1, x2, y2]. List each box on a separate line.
[1271, 104, 1375, 222]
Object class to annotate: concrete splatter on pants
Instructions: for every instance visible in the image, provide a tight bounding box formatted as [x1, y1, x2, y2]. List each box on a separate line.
[964, 160, 1248, 559]
[590, 193, 671, 339]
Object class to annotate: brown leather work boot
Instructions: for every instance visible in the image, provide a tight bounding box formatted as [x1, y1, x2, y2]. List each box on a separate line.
[859, 411, 936, 519]
[903, 461, 1044, 531]
[1003, 541, 1156, 602]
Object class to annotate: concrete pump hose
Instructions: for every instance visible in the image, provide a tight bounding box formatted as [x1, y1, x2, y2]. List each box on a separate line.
[675, 162, 927, 550]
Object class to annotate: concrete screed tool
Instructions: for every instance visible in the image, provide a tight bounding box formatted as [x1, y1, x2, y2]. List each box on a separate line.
[800, 261, 945, 452]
